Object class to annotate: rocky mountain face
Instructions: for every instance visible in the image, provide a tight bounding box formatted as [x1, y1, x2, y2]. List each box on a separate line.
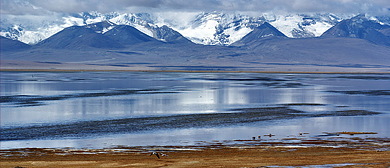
[321, 14, 390, 46]
[151, 25, 193, 44]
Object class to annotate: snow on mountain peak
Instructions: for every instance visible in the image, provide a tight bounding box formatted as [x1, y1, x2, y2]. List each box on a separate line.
[1, 11, 389, 46]
[269, 13, 346, 38]
[156, 12, 353, 45]
[160, 12, 262, 45]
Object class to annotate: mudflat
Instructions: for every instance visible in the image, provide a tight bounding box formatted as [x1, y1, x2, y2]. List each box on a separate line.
[2, 138, 389, 168]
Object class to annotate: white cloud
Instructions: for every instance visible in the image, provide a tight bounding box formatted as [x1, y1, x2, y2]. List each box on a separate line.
[1, 0, 389, 16]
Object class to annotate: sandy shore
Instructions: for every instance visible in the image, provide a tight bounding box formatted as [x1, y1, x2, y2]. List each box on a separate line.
[2, 60, 390, 73]
[2, 137, 389, 168]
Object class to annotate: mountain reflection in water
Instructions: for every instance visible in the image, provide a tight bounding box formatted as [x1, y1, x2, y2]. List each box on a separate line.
[1, 72, 389, 149]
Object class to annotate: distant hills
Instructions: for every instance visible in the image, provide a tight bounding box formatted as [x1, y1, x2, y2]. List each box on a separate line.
[1, 13, 390, 72]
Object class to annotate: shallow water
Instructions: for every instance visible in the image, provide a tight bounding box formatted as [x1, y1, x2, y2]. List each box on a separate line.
[1, 72, 389, 149]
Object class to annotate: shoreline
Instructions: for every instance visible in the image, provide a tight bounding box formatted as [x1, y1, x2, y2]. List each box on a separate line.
[2, 137, 389, 167]
[2, 59, 390, 74]
[2, 68, 390, 74]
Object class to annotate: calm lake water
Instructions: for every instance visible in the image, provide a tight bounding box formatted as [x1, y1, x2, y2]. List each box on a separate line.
[1, 72, 389, 149]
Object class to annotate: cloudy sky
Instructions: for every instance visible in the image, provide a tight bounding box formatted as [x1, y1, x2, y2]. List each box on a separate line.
[1, 0, 390, 16]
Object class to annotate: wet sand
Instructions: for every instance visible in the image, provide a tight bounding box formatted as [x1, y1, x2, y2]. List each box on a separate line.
[2, 137, 389, 168]
[2, 60, 390, 73]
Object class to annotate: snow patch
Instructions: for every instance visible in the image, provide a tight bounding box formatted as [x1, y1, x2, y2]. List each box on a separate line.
[269, 15, 302, 38]
[63, 16, 85, 27]
[176, 20, 219, 45]
[224, 27, 253, 44]
[109, 13, 134, 25]
[132, 24, 153, 37]
[304, 22, 333, 36]
[85, 16, 105, 25]
[102, 26, 115, 34]
[108, 13, 154, 37]
[16, 25, 68, 44]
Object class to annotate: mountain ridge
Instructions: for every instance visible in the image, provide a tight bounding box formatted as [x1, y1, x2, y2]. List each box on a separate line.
[1, 14, 390, 72]
[232, 22, 287, 46]
[321, 14, 390, 46]
[36, 26, 125, 50]
[3, 12, 388, 46]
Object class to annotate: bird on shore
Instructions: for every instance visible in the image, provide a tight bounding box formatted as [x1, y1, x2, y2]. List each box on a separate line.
[150, 152, 160, 159]
[264, 133, 275, 137]
[150, 152, 168, 159]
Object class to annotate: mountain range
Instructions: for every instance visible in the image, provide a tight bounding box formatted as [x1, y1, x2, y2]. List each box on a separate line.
[0, 12, 368, 45]
[1, 12, 390, 72]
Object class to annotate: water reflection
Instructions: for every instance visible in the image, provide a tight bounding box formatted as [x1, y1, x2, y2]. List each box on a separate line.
[1, 72, 390, 149]
[1, 114, 388, 149]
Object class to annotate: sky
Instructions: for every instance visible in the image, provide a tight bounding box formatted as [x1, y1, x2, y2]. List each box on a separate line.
[1, 0, 390, 16]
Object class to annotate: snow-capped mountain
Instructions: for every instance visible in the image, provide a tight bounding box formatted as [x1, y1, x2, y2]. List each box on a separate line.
[0, 12, 187, 45]
[321, 14, 390, 45]
[1, 11, 390, 46]
[166, 12, 349, 45]
[37, 23, 125, 50]
[2, 18, 390, 72]
[0, 14, 86, 44]
[232, 22, 287, 47]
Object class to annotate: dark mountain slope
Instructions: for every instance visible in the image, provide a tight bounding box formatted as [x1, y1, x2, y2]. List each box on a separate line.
[321, 15, 390, 46]
[153, 25, 193, 44]
[236, 37, 390, 66]
[232, 22, 287, 46]
[37, 26, 124, 49]
[379, 28, 390, 36]
[0, 36, 31, 52]
[104, 25, 159, 45]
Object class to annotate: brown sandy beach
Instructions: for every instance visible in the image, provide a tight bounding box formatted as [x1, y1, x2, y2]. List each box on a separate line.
[2, 137, 389, 168]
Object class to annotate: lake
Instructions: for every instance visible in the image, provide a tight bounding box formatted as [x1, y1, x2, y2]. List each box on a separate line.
[1, 71, 389, 149]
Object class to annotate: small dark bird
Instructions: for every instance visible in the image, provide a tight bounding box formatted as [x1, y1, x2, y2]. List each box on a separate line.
[150, 152, 160, 159]
[264, 133, 275, 137]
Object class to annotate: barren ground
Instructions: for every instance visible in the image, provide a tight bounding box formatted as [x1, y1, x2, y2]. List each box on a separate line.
[2, 138, 390, 168]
